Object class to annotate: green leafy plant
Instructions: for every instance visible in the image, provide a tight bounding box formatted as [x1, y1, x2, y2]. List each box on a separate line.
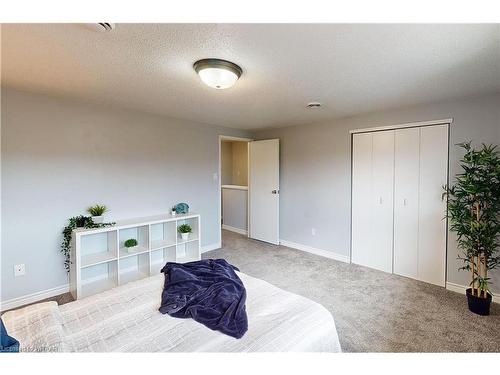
[87, 204, 108, 216]
[124, 238, 138, 248]
[61, 216, 115, 272]
[444, 142, 500, 298]
[178, 224, 192, 234]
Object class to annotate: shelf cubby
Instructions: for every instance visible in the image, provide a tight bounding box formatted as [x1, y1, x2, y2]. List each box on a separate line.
[150, 246, 176, 274]
[80, 260, 118, 298]
[150, 221, 177, 250]
[176, 240, 200, 263]
[80, 231, 118, 268]
[119, 252, 150, 285]
[119, 225, 149, 255]
[176, 217, 199, 243]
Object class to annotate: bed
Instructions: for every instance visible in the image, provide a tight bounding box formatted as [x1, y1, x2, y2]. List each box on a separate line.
[1, 272, 341, 352]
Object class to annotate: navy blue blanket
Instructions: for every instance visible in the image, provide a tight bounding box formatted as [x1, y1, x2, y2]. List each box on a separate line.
[1, 318, 19, 353]
[159, 259, 248, 339]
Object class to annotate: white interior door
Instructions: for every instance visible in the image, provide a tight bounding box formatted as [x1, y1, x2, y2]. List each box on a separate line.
[418, 124, 448, 286]
[393, 128, 420, 279]
[249, 139, 280, 244]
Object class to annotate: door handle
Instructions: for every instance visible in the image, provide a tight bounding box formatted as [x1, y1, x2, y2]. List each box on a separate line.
[271, 189, 279, 194]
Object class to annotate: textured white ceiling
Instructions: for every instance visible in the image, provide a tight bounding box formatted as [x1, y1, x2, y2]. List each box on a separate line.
[2, 24, 499, 129]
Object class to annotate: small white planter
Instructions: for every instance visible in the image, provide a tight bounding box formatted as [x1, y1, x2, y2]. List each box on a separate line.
[171, 211, 176, 217]
[125, 246, 138, 253]
[180, 232, 190, 241]
[92, 216, 104, 224]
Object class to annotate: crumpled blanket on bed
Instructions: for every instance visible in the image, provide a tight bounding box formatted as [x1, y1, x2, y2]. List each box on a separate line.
[159, 259, 248, 339]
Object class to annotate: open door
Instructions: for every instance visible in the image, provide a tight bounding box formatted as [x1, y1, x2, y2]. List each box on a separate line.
[249, 139, 280, 244]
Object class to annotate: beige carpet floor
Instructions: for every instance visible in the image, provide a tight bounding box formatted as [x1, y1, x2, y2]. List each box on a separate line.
[203, 230, 500, 352]
[19, 229, 500, 352]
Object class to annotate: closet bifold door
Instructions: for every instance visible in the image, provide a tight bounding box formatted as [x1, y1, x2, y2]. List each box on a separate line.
[351, 131, 394, 273]
[393, 128, 420, 279]
[418, 124, 448, 286]
[351, 133, 373, 269]
[370, 131, 395, 273]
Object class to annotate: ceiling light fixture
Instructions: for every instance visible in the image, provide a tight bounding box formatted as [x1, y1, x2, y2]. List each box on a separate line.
[193, 59, 242, 89]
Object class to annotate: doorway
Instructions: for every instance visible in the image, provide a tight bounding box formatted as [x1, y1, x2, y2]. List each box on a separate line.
[219, 136, 252, 244]
[218, 135, 281, 246]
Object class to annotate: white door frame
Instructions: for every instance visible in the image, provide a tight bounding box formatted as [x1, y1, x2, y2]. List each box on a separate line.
[218, 135, 253, 246]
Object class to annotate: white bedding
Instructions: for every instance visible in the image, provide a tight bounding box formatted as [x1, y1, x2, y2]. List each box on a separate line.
[2, 272, 341, 352]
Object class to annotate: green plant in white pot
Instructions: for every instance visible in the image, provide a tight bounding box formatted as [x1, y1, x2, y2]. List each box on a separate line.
[87, 204, 108, 224]
[124, 238, 138, 253]
[444, 142, 500, 315]
[178, 224, 192, 241]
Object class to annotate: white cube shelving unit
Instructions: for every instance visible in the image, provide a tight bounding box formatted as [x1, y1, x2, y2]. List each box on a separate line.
[70, 213, 201, 300]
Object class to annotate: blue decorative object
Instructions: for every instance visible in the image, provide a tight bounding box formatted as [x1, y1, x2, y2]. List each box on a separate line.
[174, 203, 189, 214]
[1, 318, 19, 353]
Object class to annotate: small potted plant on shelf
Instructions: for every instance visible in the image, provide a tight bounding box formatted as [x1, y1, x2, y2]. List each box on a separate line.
[444, 142, 500, 316]
[178, 224, 192, 241]
[87, 204, 108, 224]
[124, 238, 138, 253]
[171, 206, 177, 216]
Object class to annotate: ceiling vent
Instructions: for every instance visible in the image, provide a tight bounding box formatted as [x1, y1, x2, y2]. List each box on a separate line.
[86, 23, 116, 32]
[306, 102, 322, 109]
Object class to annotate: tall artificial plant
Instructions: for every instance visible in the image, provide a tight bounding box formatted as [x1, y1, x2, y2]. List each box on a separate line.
[445, 142, 500, 298]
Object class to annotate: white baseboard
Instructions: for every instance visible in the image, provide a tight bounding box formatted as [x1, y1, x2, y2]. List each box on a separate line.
[201, 242, 221, 253]
[222, 224, 248, 236]
[279, 239, 350, 264]
[446, 282, 500, 304]
[1, 284, 70, 312]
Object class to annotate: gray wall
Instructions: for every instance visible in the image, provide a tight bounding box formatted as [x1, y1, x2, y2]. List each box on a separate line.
[255, 93, 500, 292]
[222, 187, 248, 231]
[1, 88, 250, 302]
[2, 88, 499, 303]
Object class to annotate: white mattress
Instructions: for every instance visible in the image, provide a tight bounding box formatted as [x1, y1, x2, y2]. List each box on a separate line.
[2, 272, 341, 352]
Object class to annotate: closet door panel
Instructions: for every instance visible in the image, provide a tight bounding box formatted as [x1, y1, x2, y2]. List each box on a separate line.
[393, 128, 420, 279]
[369, 131, 394, 273]
[418, 124, 448, 286]
[351, 133, 373, 268]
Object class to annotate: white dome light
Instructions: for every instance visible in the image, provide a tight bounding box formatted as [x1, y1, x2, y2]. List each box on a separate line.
[194, 59, 242, 90]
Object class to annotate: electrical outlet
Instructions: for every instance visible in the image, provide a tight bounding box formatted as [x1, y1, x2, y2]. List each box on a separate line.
[213, 172, 218, 181]
[311, 228, 316, 236]
[14, 264, 26, 277]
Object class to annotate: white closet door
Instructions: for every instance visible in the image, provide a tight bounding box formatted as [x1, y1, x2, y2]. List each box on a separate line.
[351, 133, 373, 268]
[418, 124, 448, 286]
[393, 128, 420, 279]
[370, 131, 395, 273]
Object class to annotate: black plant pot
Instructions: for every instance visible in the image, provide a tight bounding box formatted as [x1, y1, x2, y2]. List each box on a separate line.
[466, 288, 492, 316]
